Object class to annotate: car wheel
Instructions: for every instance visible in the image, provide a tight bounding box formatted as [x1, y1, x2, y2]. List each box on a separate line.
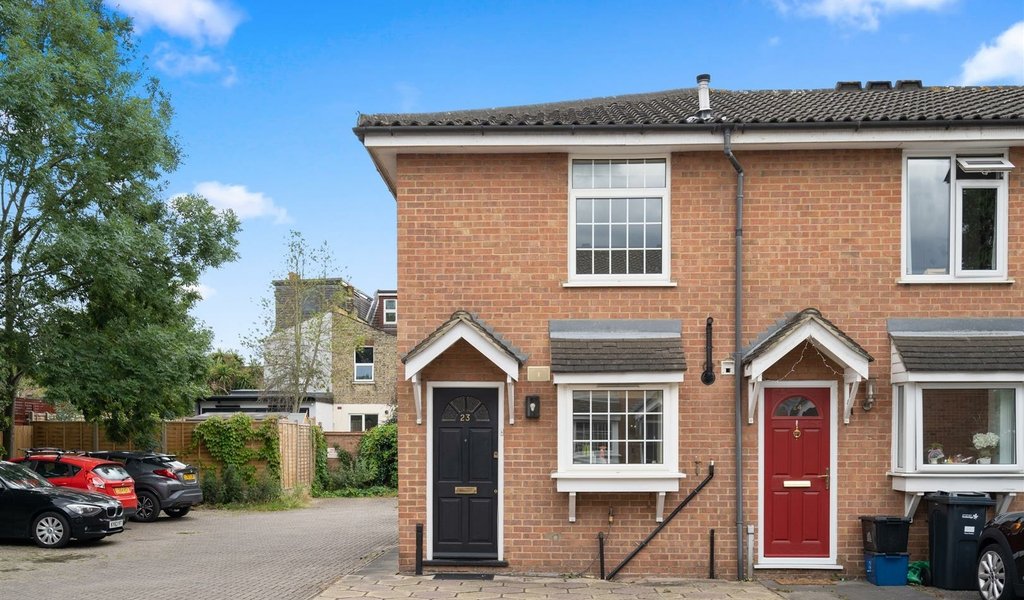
[164, 507, 190, 518]
[133, 491, 160, 523]
[978, 544, 1013, 600]
[32, 512, 70, 548]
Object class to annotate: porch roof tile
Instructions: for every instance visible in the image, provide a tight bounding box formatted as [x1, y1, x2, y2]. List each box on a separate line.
[549, 319, 686, 373]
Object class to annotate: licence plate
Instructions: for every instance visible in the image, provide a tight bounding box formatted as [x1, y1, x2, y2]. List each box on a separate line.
[115, 487, 131, 494]
[109, 519, 123, 529]
[183, 473, 196, 481]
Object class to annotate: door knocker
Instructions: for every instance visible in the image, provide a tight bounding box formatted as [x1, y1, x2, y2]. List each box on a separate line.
[792, 420, 802, 439]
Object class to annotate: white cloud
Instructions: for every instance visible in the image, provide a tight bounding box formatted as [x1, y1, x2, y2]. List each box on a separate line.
[194, 181, 290, 224]
[185, 283, 216, 299]
[153, 43, 238, 87]
[105, 0, 243, 46]
[960, 21, 1024, 85]
[771, 0, 954, 30]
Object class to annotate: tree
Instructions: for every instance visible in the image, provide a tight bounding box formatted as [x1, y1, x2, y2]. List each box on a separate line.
[246, 231, 354, 414]
[207, 350, 263, 395]
[0, 0, 240, 453]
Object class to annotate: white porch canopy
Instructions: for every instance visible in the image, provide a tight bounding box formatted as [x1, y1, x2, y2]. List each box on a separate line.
[743, 309, 873, 425]
[403, 311, 527, 425]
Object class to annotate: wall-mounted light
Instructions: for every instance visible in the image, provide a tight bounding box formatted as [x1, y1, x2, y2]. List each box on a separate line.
[863, 379, 877, 411]
[525, 395, 540, 419]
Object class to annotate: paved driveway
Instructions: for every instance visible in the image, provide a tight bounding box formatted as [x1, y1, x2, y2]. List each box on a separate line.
[0, 496, 397, 600]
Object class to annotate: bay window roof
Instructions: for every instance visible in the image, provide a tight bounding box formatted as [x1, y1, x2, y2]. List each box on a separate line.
[549, 319, 685, 375]
[888, 318, 1024, 372]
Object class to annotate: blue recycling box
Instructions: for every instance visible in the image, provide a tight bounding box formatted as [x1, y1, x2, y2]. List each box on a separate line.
[864, 552, 909, 586]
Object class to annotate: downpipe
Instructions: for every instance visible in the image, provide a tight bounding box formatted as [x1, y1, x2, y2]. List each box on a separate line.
[605, 462, 716, 580]
[724, 128, 746, 580]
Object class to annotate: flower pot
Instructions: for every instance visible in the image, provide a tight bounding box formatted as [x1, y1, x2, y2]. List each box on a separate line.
[977, 457, 991, 465]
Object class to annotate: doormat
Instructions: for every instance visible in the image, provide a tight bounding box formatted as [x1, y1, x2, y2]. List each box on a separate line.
[433, 574, 494, 580]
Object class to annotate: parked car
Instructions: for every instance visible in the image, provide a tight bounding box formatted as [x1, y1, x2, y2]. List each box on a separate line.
[977, 511, 1024, 600]
[12, 450, 138, 519]
[87, 451, 202, 522]
[0, 461, 125, 548]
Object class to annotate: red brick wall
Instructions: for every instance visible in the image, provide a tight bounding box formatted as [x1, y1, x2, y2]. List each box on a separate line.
[394, 147, 1024, 578]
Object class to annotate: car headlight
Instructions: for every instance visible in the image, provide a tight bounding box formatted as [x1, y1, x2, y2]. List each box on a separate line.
[65, 503, 102, 517]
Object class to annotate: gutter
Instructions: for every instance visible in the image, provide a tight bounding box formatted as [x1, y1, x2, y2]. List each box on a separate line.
[723, 127, 745, 581]
[353, 118, 1024, 138]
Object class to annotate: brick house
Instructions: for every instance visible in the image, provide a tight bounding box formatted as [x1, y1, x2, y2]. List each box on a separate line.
[354, 77, 1024, 578]
[266, 277, 397, 432]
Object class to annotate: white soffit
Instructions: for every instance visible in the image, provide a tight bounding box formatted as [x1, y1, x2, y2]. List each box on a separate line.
[746, 319, 870, 382]
[404, 320, 520, 382]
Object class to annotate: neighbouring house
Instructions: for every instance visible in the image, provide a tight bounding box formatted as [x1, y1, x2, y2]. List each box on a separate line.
[354, 76, 1024, 579]
[196, 389, 336, 428]
[263, 277, 397, 432]
[13, 397, 55, 424]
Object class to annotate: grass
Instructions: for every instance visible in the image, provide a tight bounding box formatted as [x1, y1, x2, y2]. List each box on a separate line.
[203, 491, 311, 512]
[313, 486, 397, 498]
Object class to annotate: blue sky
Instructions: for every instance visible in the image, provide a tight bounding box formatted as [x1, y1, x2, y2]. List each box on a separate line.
[103, 0, 1024, 355]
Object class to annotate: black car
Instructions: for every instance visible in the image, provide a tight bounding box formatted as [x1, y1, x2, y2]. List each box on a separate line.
[87, 451, 202, 522]
[0, 461, 125, 548]
[977, 511, 1024, 600]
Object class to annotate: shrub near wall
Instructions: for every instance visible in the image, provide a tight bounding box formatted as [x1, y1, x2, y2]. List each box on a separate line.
[359, 423, 397, 488]
[192, 414, 283, 504]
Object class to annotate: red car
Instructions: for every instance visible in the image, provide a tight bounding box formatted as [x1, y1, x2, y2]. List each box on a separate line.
[13, 450, 138, 519]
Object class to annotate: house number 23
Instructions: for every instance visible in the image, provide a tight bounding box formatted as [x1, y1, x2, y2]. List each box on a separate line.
[459, 414, 471, 422]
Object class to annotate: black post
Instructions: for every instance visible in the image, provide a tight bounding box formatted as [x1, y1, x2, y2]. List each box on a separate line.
[415, 523, 423, 575]
[709, 529, 716, 579]
[598, 532, 606, 580]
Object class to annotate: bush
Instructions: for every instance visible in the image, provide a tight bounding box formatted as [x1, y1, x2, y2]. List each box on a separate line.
[201, 467, 224, 504]
[245, 471, 282, 503]
[358, 423, 397, 488]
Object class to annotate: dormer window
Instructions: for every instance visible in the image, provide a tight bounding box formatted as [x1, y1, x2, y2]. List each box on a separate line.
[383, 298, 397, 324]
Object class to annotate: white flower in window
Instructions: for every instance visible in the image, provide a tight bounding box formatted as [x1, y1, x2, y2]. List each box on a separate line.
[972, 432, 1000, 459]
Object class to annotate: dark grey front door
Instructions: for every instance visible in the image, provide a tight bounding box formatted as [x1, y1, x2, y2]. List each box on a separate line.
[433, 387, 498, 559]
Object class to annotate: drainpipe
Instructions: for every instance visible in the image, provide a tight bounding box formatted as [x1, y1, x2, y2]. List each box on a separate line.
[723, 127, 745, 580]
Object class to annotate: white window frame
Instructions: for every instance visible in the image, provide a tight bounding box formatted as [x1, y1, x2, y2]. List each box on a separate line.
[354, 346, 374, 382]
[349, 413, 379, 432]
[890, 377, 1024, 475]
[552, 379, 681, 486]
[383, 299, 397, 324]
[901, 150, 1011, 283]
[566, 155, 672, 287]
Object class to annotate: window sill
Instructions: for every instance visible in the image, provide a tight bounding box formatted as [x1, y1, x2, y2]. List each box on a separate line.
[562, 279, 677, 288]
[551, 470, 685, 493]
[897, 277, 1013, 285]
[353, 380, 375, 385]
[889, 470, 1024, 494]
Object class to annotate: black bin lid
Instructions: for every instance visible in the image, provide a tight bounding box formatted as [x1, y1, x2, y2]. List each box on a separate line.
[924, 492, 995, 506]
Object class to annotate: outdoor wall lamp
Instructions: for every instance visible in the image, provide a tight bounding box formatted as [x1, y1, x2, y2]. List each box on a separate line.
[525, 395, 540, 419]
[863, 378, 877, 411]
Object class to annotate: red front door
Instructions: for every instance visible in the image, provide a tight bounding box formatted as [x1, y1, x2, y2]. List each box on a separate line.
[764, 387, 831, 558]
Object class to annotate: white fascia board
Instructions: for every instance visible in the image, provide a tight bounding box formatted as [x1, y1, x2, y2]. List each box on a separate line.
[747, 320, 869, 381]
[404, 321, 519, 381]
[551, 471, 684, 493]
[552, 372, 685, 385]
[902, 371, 1024, 383]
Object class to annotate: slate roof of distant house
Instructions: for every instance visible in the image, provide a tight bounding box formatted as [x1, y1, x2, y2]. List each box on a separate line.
[355, 82, 1024, 131]
[888, 318, 1024, 372]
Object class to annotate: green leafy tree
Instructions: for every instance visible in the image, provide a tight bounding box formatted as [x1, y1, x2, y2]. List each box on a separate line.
[207, 350, 263, 395]
[0, 0, 239, 453]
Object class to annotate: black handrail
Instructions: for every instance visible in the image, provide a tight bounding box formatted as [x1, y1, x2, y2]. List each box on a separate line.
[605, 462, 716, 580]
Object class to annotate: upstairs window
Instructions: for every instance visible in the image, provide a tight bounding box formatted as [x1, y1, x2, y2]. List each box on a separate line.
[569, 158, 669, 285]
[903, 152, 1012, 281]
[383, 298, 397, 324]
[354, 346, 374, 381]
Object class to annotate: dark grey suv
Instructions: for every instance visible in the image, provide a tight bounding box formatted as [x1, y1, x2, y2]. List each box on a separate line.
[88, 452, 202, 522]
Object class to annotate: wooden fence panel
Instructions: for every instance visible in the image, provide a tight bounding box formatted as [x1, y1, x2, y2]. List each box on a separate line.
[13, 425, 33, 453]
[21, 419, 315, 492]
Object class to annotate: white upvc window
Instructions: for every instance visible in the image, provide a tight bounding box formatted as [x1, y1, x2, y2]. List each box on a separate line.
[568, 157, 671, 286]
[902, 151, 1012, 282]
[383, 299, 397, 324]
[354, 346, 374, 382]
[554, 380, 680, 483]
[891, 379, 1023, 474]
[350, 413, 378, 432]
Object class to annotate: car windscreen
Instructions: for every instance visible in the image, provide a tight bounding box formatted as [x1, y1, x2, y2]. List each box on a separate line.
[92, 464, 131, 481]
[0, 462, 53, 489]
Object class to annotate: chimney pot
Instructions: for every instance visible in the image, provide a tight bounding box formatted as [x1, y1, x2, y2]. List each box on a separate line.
[895, 79, 923, 90]
[865, 80, 893, 90]
[835, 81, 862, 91]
